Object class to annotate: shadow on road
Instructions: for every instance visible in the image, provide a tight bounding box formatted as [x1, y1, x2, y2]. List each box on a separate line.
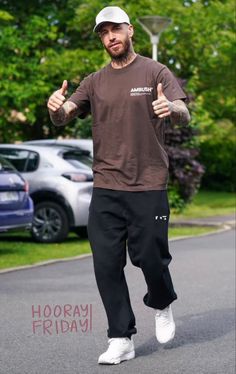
[136, 308, 235, 357]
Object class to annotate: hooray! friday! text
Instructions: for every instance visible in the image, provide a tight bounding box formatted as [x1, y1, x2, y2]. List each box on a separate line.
[31, 304, 92, 335]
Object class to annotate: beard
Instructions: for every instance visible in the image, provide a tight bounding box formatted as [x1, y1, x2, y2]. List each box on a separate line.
[105, 37, 133, 65]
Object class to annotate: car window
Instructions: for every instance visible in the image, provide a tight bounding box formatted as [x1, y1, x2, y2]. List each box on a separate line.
[62, 150, 93, 169]
[0, 149, 39, 172]
[26, 151, 39, 171]
[0, 156, 16, 171]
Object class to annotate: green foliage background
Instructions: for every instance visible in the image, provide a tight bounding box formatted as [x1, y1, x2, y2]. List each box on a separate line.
[0, 0, 235, 192]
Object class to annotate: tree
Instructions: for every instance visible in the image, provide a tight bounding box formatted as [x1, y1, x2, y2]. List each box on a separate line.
[0, 0, 104, 141]
[0, 0, 234, 200]
[1, 0, 234, 140]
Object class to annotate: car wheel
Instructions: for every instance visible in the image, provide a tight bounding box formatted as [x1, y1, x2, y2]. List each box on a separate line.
[31, 201, 69, 243]
[74, 226, 88, 239]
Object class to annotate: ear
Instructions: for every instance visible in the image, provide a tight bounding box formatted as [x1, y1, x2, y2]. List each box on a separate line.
[128, 24, 134, 38]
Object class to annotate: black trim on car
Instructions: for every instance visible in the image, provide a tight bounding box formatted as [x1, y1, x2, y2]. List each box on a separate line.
[30, 190, 75, 227]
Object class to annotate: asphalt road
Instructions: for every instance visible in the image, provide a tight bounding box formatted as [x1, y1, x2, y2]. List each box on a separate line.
[0, 229, 235, 374]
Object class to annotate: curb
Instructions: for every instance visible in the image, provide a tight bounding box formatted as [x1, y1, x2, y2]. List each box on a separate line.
[0, 253, 93, 274]
[169, 224, 232, 242]
[0, 225, 233, 275]
[170, 220, 235, 228]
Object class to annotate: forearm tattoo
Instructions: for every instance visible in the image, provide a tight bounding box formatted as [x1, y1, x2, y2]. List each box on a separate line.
[169, 100, 191, 125]
[49, 101, 79, 126]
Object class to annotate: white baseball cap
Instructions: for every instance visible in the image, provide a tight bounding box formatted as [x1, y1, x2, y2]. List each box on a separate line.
[94, 6, 130, 32]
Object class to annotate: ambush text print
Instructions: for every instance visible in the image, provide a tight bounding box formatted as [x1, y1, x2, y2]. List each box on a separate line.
[130, 87, 154, 96]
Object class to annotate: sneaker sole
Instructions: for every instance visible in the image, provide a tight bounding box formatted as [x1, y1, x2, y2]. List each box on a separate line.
[156, 328, 175, 344]
[98, 350, 135, 365]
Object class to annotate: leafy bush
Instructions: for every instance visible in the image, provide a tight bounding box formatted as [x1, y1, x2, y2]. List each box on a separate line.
[198, 120, 236, 192]
[165, 118, 205, 209]
[167, 184, 185, 213]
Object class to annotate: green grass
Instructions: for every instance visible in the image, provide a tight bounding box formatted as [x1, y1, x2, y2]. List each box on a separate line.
[0, 190, 234, 270]
[0, 226, 219, 270]
[169, 226, 218, 237]
[0, 232, 91, 270]
[172, 190, 235, 219]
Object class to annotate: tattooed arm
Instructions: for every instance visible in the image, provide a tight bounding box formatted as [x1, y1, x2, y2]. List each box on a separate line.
[152, 83, 191, 125]
[47, 80, 80, 126]
[168, 99, 191, 125]
[48, 101, 80, 127]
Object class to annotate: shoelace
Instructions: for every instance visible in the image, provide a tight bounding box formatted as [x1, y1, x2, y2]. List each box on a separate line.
[107, 338, 129, 354]
[156, 307, 170, 325]
[156, 306, 169, 315]
[108, 338, 129, 345]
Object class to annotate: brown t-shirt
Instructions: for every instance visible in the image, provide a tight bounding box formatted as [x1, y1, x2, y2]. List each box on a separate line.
[68, 54, 187, 191]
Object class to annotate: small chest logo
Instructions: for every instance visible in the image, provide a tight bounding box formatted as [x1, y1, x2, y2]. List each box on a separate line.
[130, 87, 153, 96]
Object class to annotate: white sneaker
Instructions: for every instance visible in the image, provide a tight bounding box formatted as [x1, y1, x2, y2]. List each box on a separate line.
[155, 304, 175, 344]
[98, 337, 135, 365]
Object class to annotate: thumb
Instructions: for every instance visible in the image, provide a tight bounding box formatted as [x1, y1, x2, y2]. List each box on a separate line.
[60, 80, 68, 95]
[157, 83, 164, 98]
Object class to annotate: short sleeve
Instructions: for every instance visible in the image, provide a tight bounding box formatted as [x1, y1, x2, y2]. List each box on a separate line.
[67, 74, 93, 119]
[156, 67, 187, 102]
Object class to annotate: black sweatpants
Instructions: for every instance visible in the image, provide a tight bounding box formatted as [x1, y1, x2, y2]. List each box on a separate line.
[87, 187, 177, 339]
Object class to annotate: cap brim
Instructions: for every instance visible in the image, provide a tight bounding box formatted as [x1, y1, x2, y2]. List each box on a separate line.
[93, 21, 129, 33]
[93, 22, 106, 33]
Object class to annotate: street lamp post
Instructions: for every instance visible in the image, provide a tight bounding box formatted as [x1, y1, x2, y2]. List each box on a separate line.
[137, 16, 172, 61]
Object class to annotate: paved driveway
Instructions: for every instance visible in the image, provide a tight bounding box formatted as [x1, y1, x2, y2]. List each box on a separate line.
[0, 229, 235, 374]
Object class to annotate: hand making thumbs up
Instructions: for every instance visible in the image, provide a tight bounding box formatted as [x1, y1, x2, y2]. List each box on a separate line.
[152, 83, 172, 118]
[47, 80, 68, 112]
[60, 80, 68, 96]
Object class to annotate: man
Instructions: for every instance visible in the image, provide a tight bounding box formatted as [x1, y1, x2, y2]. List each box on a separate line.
[47, 6, 190, 365]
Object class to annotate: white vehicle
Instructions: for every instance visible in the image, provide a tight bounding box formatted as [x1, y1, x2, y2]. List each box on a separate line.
[25, 138, 94, 157]
[0, 144, 93, 243]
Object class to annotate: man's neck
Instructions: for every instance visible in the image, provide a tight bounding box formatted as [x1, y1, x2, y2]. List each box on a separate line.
[111, 51, 137, 69]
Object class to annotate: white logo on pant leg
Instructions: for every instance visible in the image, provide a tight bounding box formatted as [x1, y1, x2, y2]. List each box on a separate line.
[155, 215, 167, 221]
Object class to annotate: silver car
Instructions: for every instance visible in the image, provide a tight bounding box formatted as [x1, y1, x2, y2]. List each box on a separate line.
[0, 144, 93, 243]
[25, 138, 94, 156]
